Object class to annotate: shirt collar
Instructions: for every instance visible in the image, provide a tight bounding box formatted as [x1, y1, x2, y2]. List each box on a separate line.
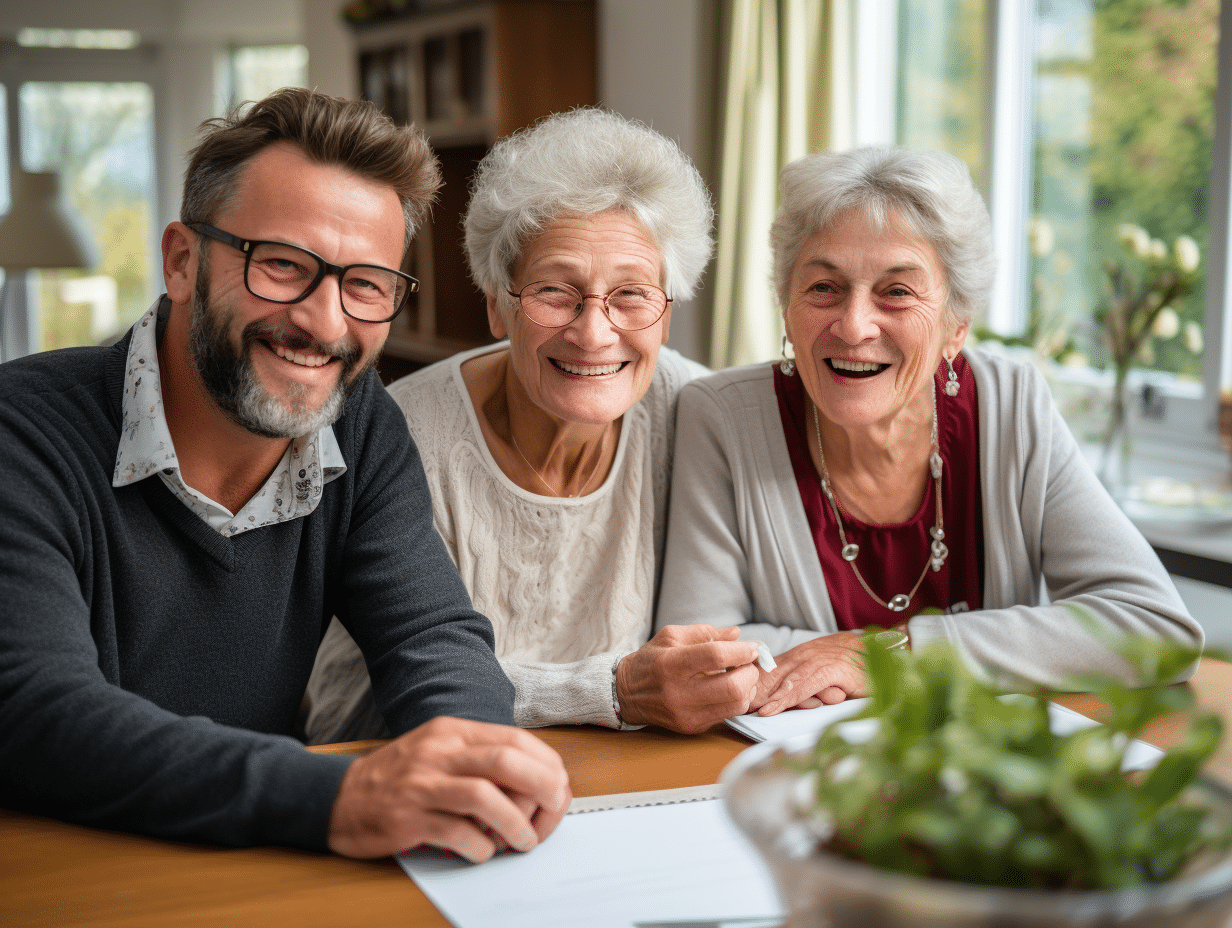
[112, 296, 346, 535]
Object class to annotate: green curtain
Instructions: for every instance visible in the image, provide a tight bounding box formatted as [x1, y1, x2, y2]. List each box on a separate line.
[709, 0, 829, 369]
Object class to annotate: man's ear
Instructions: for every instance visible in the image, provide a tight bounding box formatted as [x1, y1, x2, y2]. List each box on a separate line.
[162, 222, 197, 305]
[487, 293, 508, 339]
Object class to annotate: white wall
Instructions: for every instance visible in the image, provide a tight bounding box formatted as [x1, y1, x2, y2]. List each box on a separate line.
[302, 0, 356, 99]
[597, 0, 715, 362]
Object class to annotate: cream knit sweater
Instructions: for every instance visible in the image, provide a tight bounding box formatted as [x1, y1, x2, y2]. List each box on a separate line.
[302, 341, 706, 738]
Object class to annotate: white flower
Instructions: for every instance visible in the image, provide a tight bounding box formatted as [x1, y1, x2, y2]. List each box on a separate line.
[1175, 235, 1201, 273]
[1185, 320, 1204, 354]
[938, 766, 969, 796]
[1152, 306, 1180, 338]
[831, 755, 861, 783]
[1148, 238, 1168, 261]
[1029, 217, 1054, 258]
[1116, 223, 1151, 258]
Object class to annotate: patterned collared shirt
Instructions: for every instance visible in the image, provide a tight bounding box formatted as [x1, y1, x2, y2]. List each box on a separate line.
[112, 298, 347, 536]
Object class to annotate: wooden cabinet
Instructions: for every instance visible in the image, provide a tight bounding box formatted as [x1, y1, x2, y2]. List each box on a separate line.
[352, 0, 597, 379]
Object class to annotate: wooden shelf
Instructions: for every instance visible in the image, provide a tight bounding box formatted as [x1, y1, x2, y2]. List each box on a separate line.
[353, 0, 597, 374]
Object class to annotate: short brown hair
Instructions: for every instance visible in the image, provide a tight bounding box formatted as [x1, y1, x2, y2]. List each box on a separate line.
[181, 87, 440, 252]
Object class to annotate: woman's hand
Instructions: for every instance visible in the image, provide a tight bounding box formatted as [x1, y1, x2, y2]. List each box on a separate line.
[749, 632, 869, 716]
[615, 625, 761, 734]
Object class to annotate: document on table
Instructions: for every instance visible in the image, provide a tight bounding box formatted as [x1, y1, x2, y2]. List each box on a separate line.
[726, 698, 1166, 771]
[397, 794, 784, 928]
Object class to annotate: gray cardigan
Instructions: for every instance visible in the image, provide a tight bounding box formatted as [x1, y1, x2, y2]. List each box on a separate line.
[655, 347, 1202, 689]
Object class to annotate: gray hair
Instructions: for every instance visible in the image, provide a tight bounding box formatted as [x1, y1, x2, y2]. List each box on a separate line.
[464, 108, 714, 300]
[770, 146, 994, 325]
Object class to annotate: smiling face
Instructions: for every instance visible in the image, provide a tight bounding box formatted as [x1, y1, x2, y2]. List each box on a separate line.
[184, 142, 404, 438]
[784, 208, 969, 432]
[489, 210, 670, 427]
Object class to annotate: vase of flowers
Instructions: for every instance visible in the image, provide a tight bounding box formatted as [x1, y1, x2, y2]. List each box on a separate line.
[1094, 224, 1202, 490]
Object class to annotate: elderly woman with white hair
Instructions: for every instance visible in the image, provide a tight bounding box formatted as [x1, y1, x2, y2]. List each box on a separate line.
[303, 108, 767, 740]
[655, 146, 1202, 720]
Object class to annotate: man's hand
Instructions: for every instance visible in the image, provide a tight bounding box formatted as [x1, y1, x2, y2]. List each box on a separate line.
[327, 716, 571, 862]
[748, 632, 869, 716]
[615, 625, 761, 734]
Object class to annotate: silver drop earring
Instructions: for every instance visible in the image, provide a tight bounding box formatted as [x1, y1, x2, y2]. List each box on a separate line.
[943, 354, 960, 397]
[780, 335, 796, 376]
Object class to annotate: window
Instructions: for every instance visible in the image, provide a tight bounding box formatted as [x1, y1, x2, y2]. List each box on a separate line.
[0, 45, 160, 359]
[225, 45, 307, 109]
[17, 81, 156, 351]
[895, 0, 1229, 459]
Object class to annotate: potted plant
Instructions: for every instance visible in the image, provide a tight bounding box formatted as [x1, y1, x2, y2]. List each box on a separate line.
[723, 632, 1232, 927]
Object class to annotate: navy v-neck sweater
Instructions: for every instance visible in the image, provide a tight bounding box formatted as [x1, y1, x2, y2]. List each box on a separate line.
[0, 329, 513, 851]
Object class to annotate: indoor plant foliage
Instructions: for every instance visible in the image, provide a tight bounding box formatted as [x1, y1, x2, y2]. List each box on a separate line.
[791, 632, 1224, 891]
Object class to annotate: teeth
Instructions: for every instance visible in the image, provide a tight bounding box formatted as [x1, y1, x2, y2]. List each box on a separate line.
[830, 359, 885, 372]
[273, 343, 331, 368]
[556, 360, 624, 376]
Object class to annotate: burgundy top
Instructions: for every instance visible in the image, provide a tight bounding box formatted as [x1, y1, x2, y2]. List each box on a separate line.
[774, 353, 984, 629]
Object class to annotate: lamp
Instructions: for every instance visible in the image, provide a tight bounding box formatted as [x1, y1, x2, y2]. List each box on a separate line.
[0, 168, 100, 360]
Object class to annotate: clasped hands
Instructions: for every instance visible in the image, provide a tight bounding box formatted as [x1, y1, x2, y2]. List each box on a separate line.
[616, 625, 870, 734]
[329, 716, 571, 862]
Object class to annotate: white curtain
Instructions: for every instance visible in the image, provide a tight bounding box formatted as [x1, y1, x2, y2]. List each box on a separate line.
[709, 0, 829, 369]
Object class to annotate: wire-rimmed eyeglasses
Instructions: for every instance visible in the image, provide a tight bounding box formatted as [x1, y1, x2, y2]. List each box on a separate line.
[507, 280, 672, 332]
[189, 223, 417, 323]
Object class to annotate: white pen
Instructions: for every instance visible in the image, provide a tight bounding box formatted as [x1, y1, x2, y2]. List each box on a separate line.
[754, 641, 777, 673]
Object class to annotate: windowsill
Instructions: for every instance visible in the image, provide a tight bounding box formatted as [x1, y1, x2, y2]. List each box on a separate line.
[1076, 438, 1232, 570]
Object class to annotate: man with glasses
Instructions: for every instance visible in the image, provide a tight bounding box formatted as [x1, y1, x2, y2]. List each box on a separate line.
[0, 88, 569, 861]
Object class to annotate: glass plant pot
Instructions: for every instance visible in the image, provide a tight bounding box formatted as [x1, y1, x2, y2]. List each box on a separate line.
[723, 740, 1232, 928]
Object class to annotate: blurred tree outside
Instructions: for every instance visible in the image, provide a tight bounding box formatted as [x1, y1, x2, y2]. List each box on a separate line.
[1032, 0, 1216, 380]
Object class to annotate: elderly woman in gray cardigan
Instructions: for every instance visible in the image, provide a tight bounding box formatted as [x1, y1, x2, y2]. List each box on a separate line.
[655, 146, 1202, 723]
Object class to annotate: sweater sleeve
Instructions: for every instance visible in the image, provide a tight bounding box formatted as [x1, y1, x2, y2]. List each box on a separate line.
[658, 379, 786, 640]
[907, 355, 1205, 689]
[0, 365, 353, 851]
[331, 379, 515, 733]
[501, 654, 635, 728]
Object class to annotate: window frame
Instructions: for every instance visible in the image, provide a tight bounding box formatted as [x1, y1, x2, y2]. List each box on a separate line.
[983, 1, 1231, 460]
[873, 1, 1232, 462]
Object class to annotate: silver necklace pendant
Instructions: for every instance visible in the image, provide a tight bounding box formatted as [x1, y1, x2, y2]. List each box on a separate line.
[811, 383, 948, 617]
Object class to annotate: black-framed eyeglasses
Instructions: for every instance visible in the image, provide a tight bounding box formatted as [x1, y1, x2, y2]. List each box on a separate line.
[507, 280, 672, 332]
[188, 223, 417, 323]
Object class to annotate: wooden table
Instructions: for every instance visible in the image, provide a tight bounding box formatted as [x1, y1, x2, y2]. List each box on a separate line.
[5, 659, 1232, 928]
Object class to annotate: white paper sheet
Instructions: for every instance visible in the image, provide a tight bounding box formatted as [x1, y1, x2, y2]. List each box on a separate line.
[727, 698, 1165, 771]
[398, 800, 784, 928]
[399, 702, 1164, 928]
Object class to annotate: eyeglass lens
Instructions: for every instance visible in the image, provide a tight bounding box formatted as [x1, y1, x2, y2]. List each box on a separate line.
[518, 281, 667, 330]
[247, 241, 409, 321]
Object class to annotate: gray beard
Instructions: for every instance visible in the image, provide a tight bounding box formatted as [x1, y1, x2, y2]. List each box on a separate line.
[187, 262, 370, 439]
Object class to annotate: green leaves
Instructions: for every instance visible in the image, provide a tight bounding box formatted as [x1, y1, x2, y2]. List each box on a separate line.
[796, 632, 1228, 890]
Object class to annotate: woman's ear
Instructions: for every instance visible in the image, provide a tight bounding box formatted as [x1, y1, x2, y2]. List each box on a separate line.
[945, 319, 971, 358]
[487, 293, 508, 339]
[162, 222, 197, 305]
